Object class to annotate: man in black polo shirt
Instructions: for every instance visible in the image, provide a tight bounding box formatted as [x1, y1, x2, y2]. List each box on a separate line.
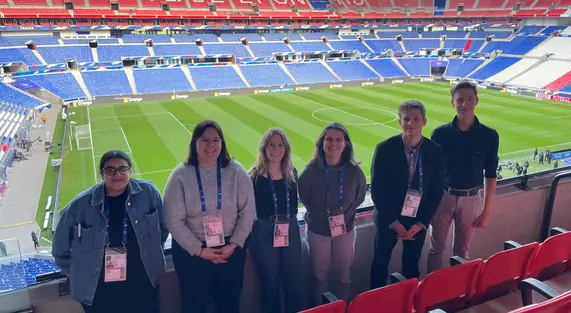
[427, 81, 499, 273]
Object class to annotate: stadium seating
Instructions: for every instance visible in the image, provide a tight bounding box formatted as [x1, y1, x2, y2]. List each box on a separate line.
[509, 60, 571, 89]
[0, 82, 44, 108]
[239, 64, 295, 87]
[377, 32, 419, 39]
[302, 32, 339, 40]
[537, 26, 568, 36]
[468, 57, 522, 80]
[443, 39, 484, 52]
[285, 62, 339, 84]
[0, 258, 59, 291]
[0, 48, 41, 65]
[527, 37, 571, 59]
[97, 45, 150, 62]
[469, 31, 512, 39]
[486, 58, 539, 83]
[202, 43, 251, 57]
[82, 70, 133, 97]
[0, 35, 58, 47]
[263, 33, 303, 41]
[366, 40, 403, 52]
[62, 39, 119, 45]
[173, 34, 219, 43]
[188, 66, 247, 90]
[544, 71, 571, 91]
[503, 36, 547, 55]
[328, 40, 371, 53]
[18, 73, 85, 100]
[346, 278, 418, 313]
[398, 58, 431, 76]
[364, 59, 408, 77]
[152, 44, 202, 56]
[327, 61, 380, 81]
[422, 31, 467, 39]
[444, 59, 485, 78]
[37, 46, 94, 63]
[133, 68, 192, 94]
[291, 41, 332, 52]
[519, 26, 546, 35]
[220, 33, 262, 42]
[122, 34, 171, 43]
[248, 43, 291, 57]
[404, 40, 440, 51]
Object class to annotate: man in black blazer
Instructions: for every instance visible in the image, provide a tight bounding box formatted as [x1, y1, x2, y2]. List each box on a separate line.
[370, 100, 444, 288]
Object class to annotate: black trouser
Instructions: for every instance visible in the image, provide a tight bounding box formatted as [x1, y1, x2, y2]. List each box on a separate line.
[370, 221, 427, 289]
[172, 237, 246, 313]
[249, 218, 304, 313]
[81, 279, 158, 313]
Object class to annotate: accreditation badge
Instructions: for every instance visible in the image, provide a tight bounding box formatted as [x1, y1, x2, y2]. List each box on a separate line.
[329, 211, 347, 237]
[401, 189, 422, 218]
[273, 217, 290, 248]
[203, 215, 225, 248]
[104, 247, 127, 283]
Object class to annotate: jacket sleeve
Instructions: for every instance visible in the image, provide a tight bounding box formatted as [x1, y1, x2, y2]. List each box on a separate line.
[354, 166, 367, 208]
[416, 144, 445, 227]
[163, 170, 203, 256]
[230, 165, 256, 248]
[297, 165, 311, 209]
[51, 200, 78, 275]
[151, 183, 169, 245]
[371, 142, 400, 225]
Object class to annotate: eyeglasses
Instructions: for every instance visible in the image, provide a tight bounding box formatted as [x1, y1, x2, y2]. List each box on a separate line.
[102, 166, 131, 176]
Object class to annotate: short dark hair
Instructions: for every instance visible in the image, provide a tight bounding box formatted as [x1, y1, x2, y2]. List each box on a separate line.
[451, 80, 478, 99]
[184, 120, 231, 168]
[311, 122, 358, 165]
[398, 100, 426, 118]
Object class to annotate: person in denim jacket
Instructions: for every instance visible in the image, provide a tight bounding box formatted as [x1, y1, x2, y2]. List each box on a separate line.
[52, 150, 168, 313]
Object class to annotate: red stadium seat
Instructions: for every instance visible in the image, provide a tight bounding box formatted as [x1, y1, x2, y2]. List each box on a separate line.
[528, 229, 571, 281]
[299, 300, 346, 313]
[347, 278, 418, 313]
[471, 242, 539, 304]
[414, 259, 483, 313]
[512, 279, 571, 313]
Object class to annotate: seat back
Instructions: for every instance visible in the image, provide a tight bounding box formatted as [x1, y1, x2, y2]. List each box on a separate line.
[529, 231, 571, 280]
[347, 278, 418, 313]
[509, 289, 571, 313]
[414, 259, 483, 313]
[299, 300, 346, 313]
[472, 242, 539, 304]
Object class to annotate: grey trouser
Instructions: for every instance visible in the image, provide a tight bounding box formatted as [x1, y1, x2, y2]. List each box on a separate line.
[307, 228, 356, 304]
[427, 191, 482, 273]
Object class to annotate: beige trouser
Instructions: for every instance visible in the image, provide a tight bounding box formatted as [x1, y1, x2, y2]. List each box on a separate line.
[427, 191, 483, 273]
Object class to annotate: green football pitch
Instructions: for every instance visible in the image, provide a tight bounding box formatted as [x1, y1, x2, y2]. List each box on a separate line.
[55, 82, 571, 215]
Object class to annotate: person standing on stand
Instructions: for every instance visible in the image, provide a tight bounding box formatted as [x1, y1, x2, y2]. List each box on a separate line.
[299, 122, 367, 305]
[427, 81, 499, 273]
[249, 128, 303, 313]
[31, 231, 39, 252]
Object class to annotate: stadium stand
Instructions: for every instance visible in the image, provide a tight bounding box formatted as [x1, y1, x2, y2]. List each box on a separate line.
[188, 66, 247, 90]
[468, 31, 512, 38]
[152, 44, 202, 56]
[508, 60, 571, 89]
[97, 45, 150, 62]
[0, 48, 41, 65]
[443, 39, 484, 52]
[173, 34, 219, 43]
[468, 56, 522, 80]
[0, 83, 44, 108]
[543, 71, 571, 91]
[366, 40, 403, 52]
[249, 43, 291, 57]
[328, 40, 371, 53]
[122, 34, 172, 44]
[17, 73, 85, 100]
[526, 37, 571, 58]
[285, 62, 339, 84]
[82, 70, 133, 97]
[0, 35, 58, 46]
[422, 31, 467, 38]
[302, 32, 339, 40]
[364, 59, 408, 77]
[404, 40, 440, 51]
[518, 26, 546, 35]
[0, 258, 59, 290]
[398, 58, 431, 77]
[220, 33, 263, 42]
[377, 32, 419, 39]
[486, 58, 539, 83]
[444, 59, 485, 78]
[36, 46, 94, 63]
[133, 68, 192, 94]
[291, 41, 332, 52]
[326, 61, 380, 81]
[537, 26, 568, 35]
[62, 39, 120, 45]
[263, 33, 303, 41]
[202, 43, 251, 57]
[239, 64, 296, 87]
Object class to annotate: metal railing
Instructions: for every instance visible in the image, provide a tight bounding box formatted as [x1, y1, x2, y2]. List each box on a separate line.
[540, 170, 571, 242]
[51, 111, 69, 233]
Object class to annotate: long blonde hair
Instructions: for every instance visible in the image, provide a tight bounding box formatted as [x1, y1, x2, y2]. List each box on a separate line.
[249, 128, 295, 184]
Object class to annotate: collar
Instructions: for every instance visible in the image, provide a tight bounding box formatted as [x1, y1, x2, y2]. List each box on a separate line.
[452, 115, 481, 132]
[401, 133, 423, 152]
[91, 179, 142, 206]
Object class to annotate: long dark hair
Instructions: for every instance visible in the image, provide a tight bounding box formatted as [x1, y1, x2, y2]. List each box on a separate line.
[311, 122, 358, 165]
[184, 120, 232, 168]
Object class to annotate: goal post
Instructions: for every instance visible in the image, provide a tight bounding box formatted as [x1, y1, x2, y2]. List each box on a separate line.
[74, 124, 92, 151]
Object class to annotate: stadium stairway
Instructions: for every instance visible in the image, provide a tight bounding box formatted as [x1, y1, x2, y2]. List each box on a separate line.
[124, 68, 139, 94]
[244, 45, 255, 58]
[361, 41, 375, 53]
[487, 58, 540, 83]
[181, 67, 197, 91]
[543, 70, 571, 91]
[31, 50, 47, 65]
[360, 59, 384, 78]
[477, 41, 489, 53]
[393, 58, 412, 76]
[320, 60, 343, 81]
[148, 45, 155, 57]
[504, 56, 549, 85]
[466, 58, 492, 78]
[232, 65, 251, 88]
[399, 41, 407, 52]
[91, 46, 99, 62]
[278, 63, 299, 84]
[198, 45, 206, 55]
[72, 71, 92, 99]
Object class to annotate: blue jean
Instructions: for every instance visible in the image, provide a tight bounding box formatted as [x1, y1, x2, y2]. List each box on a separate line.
[249, 218, 304, 313]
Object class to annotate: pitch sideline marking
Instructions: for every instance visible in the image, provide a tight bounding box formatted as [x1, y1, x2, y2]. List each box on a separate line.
[120, 127, 133, 154]
[90, 112, 170, 120]
[86, 106, 98, 185]
[312, 107, 399, 126]
[169, 112, 192, 135]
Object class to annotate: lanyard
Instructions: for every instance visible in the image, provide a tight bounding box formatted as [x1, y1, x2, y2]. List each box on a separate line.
[407, 152, 423, 191]
[323, 159, 344, 213]
[105, 199, 128, 247]
[267, 171, 290, 218]
[195, 160, 222, 214]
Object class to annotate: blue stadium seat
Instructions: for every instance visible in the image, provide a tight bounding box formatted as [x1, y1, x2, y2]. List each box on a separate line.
[469, 31, 512, 38]
[82, 70, 133, 97]
[328, 40, 371, 53]
[0, 48, 41, 65]
[377, 32, 419, 39]
[364, 59, 407, 78]
[443, 39, 484, 52]
[404, 40, 440, 52]
[174, 34, 219, 43]
[302, 32, 338, 40]
[123, 34, 172, 43]
[152, 44, 202, 56]
[468, 56, 521, 80]
[518, 26, 545, 35]
[18, 73, 85, 100]
[327, 60, 380, 81]
[202, 43, 251, 57]
[444, 59, 485, 78]
[538, 26, 567, 36]
[37, 46, 94, 63]
[397, 58, 431, 76]
[0, 83, 44, 108]
[290, 41, 331, 52]
[62, 39, 120, 45]
[239, 64, 295, 87]
[97, 45, 150, 62]
[0, 35, 59, 47]
[189, 66, 247, 90]
[285, 62, 338, 84]
[133, 68, 192, 94]
[263, 33, 303, 41]
[249, 42, 291, 57]
[366, 40, 403, 52]
[220, 33, 263, 42]
[0, 258, 59, 290]
[422, 31, 467, 39]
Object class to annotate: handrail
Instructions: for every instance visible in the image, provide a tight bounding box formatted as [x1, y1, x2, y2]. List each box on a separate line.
[539, 170, 571, 242]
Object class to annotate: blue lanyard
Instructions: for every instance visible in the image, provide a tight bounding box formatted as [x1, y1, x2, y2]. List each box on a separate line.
[105, 199, 128, 247]
[323, 159, 344, 213]
[267, 171, 290, 218]
[407, 152, 423, 191]
[195, 161, 222, 214]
